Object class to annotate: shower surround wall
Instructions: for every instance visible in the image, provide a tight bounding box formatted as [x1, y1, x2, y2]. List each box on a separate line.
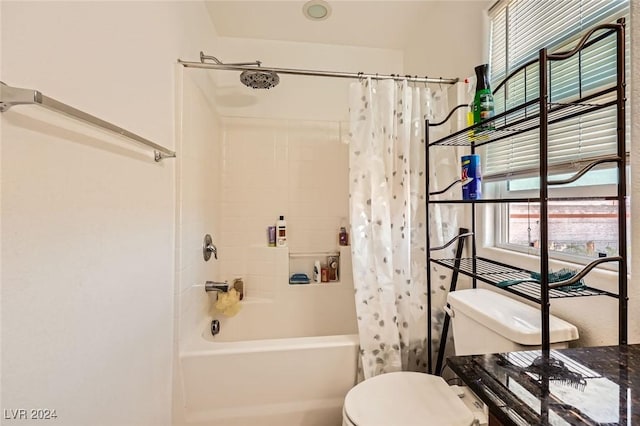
[173, 116, 360, 426]
[172, 66, 225, 424]
[175, 68, 223, 347]
[219, 117, 350, 298]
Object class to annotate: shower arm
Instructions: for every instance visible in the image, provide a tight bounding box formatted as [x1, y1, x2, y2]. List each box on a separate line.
[199, 52, 261, 67]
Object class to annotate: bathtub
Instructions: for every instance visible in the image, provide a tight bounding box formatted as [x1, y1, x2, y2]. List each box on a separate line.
[179, 296, 359, 426]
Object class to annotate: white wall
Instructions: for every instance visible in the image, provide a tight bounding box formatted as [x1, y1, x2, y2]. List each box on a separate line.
[403, 1, 491, 80]
[1, 2, 217, 425]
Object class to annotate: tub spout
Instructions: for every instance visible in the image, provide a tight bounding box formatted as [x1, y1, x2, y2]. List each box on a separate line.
[205, 281, 229, 293]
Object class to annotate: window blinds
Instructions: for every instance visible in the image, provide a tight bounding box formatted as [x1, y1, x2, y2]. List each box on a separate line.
[484, 0, 628, 179]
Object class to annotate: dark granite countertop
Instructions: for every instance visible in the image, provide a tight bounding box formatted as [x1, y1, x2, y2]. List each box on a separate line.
[448, 344, 640, 425]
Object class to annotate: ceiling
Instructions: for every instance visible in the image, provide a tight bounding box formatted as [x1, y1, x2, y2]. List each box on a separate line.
[205, 1, 492, 51]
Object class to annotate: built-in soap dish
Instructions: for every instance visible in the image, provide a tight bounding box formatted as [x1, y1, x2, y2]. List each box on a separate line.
[289, 273, 310, 284]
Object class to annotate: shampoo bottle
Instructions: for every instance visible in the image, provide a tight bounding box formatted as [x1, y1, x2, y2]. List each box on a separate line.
[473, 64, 495, 130]
[313, 260, 321, 283]
[276, 215, 287, 247]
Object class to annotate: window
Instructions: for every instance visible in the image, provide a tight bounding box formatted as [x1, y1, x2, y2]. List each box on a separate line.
[484, 0, 630, 264]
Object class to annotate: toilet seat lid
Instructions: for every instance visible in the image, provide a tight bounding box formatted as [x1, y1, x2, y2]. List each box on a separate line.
[344, 372, 475, 426]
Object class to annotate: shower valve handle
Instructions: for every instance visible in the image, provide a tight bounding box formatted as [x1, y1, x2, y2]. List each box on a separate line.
[203, 234, 217, 261]
[205, 244, 217, 259]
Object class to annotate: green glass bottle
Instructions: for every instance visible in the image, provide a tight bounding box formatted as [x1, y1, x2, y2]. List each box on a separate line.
[473, 64, 495, 130]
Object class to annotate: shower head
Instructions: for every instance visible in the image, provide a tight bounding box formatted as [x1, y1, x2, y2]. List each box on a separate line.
[198, 52, 280, 89]
[240, 70, 280, 89]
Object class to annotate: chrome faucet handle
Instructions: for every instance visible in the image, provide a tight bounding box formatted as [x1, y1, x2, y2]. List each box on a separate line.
[205, 244, 217, 259]
[203, 234, 217, 261]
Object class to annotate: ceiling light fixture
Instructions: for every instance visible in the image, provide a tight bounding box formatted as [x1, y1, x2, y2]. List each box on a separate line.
[303, 0, 331, 21]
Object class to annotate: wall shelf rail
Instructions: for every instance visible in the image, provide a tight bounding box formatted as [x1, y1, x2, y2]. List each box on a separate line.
[0, 81, 176, 162]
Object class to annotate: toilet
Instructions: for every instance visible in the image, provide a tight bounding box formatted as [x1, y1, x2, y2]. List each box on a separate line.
[342, 288, 579, 425]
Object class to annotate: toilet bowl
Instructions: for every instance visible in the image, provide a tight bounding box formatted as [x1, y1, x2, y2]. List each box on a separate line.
[343, 289, 579, 425]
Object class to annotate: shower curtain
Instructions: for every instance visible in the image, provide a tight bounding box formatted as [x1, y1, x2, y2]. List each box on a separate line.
[348, 78, 460, 379]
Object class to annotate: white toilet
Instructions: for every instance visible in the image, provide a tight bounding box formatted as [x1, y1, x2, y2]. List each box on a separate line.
[342, 288, 579, 426]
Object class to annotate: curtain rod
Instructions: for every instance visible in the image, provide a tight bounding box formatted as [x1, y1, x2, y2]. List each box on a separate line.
[177, 58, 459, 85]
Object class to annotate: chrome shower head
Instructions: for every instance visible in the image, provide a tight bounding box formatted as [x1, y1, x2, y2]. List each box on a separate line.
[240, 70, 280, 89]
[198, 52, 278, 89]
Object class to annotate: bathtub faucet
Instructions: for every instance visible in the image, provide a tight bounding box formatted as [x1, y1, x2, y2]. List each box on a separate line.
[205, 281, 229, 293]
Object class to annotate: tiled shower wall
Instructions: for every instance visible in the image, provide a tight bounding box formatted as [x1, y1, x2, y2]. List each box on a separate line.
[219, 117, 350, 298]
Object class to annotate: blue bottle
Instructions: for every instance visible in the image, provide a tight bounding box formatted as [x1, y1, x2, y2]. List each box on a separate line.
[461, 155, 482, 200]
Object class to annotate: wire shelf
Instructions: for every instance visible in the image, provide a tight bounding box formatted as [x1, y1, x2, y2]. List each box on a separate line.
[431, 257, 615, 303]
[428, 86, 617, 148]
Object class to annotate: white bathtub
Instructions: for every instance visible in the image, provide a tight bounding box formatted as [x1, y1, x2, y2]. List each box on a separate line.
[179, 296, 359, 426]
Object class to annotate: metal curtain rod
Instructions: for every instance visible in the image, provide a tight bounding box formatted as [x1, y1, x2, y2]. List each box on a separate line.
[0, 81, 176, 162]
[177, 58, 459, 85]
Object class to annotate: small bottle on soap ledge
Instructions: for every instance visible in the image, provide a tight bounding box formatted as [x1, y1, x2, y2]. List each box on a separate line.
[339, 227, 349, 246]
[313, 260, 321, 283]
[276, 215, 287, 247]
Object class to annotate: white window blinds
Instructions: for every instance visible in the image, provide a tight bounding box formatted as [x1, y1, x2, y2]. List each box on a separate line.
[484, 0, 628, 179]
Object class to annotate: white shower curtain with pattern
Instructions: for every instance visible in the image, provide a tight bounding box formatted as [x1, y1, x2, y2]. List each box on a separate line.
[348, 78, 457, 379]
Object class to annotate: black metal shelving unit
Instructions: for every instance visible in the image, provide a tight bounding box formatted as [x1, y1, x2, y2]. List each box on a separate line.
[425, 18, 627, 375]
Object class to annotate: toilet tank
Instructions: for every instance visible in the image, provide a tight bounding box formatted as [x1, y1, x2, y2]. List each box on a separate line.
[447, 289, 579, 356]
